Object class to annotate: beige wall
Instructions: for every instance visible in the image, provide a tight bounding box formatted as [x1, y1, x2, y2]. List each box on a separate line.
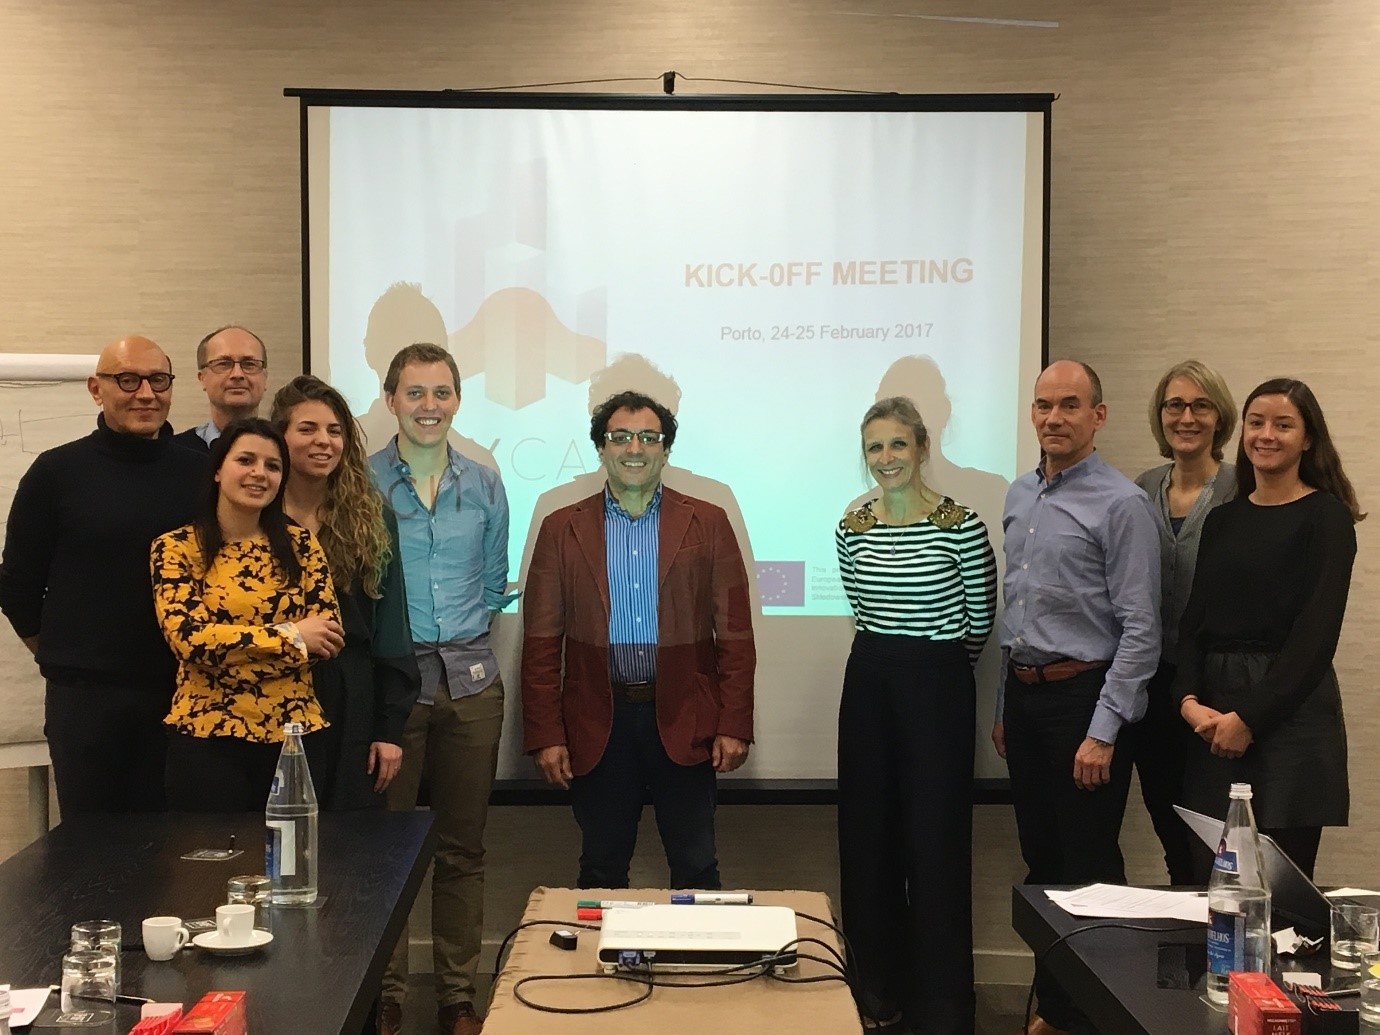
[2, 0, 1377, 981]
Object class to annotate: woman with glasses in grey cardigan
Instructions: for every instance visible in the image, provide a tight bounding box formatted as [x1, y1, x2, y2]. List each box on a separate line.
[1129, 360, 1238, 884]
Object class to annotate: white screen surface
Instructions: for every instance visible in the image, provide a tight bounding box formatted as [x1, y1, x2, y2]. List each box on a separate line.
[301, 96, 1048, 784]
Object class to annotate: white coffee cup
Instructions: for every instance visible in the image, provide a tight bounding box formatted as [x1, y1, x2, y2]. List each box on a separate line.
[215, 903, 255, 945]
[141, 917, 189, 961]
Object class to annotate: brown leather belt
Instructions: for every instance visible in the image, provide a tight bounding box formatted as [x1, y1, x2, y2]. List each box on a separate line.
[612, 680, 656, 703]
[1010, 659, 1108, 685]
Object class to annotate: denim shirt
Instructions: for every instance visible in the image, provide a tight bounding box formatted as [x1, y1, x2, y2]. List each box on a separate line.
[370, 437, 518, 702]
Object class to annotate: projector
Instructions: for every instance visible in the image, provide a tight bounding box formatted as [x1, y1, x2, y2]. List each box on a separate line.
[596, 904, 799, 974]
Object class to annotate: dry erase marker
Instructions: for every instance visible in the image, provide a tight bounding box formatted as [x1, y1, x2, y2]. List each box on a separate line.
[671, 893, 753, 905]
[576, 899, 654, 909]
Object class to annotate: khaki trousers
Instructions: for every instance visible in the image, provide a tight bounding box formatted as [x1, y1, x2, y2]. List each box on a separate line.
[381, 678, 504, 1009]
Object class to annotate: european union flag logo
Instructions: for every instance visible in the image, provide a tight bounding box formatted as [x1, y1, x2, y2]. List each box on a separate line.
[756, 561, 805, 607]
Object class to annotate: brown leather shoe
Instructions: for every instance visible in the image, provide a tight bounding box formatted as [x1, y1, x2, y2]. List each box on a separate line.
[438, 1001, 483, 1035]
[377, 1000, 402, 1035]
[1024, 1015, 1071, 1035]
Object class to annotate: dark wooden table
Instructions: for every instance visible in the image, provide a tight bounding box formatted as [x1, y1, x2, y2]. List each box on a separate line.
[0, 811, 435, 1034]
[1012, 885, 1363, 1035]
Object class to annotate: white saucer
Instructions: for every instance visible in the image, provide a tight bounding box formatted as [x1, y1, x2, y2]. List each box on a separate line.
[192, 929, 273, 955]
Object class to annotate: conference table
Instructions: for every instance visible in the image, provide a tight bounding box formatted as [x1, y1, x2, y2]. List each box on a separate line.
[0, 811, 435, 1033]
[1012, 884, 1365, 1034]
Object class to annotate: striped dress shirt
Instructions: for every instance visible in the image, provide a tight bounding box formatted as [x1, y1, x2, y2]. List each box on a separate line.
[605, 485, 660, 683]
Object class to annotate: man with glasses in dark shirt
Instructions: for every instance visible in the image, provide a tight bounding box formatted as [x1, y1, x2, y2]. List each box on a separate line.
[0, 336, 205, 813]
[173, 324, 269, 451]
[522, 390, 757, 891]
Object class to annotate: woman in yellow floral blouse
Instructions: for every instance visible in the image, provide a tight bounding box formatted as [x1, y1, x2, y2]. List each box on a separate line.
[152, 418, 344, 810]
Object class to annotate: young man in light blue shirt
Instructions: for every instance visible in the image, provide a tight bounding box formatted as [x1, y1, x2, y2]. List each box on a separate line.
[370, 343, 515, 1035]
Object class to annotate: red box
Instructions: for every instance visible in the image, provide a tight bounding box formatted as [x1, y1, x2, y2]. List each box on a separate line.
[172, 991, 246, 1035]
[129, 1008, 183, 1035]
[1228, 972, 1301, 1035]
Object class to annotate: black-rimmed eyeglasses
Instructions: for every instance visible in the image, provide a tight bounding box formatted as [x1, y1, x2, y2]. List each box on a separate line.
[1160, 398, 1215, 417]
[201, 358, 266, 374]
[97, 372, 175, 393]
[604, 430, 665, 446]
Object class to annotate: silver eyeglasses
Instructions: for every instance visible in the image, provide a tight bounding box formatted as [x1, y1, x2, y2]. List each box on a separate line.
[1161, 398, 1216, 417]
[604, 430, 665, 446]
[201, 357, 267, 374]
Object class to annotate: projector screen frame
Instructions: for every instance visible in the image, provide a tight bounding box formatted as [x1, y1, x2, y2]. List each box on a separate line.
[285, 87, 1055, 804]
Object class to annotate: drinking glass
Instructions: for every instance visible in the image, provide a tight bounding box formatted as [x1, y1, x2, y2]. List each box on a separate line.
[227, 874, 274, 932]
[60, 948, 117, 1016]
[1361, 949, 1380, 1027]
[1331, 903, 1380, 971]
[70, 919, 122, 989]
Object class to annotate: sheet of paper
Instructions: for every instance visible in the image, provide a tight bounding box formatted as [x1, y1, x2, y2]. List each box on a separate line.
[1279, 970, 1323, 989]
[1046, 883, 1209, 924]
[1325, 887, 1380, 898]
[7, 986, 54, 1028]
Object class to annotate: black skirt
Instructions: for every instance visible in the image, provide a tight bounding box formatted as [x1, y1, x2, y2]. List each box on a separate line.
[1182, 650, 1348, 828]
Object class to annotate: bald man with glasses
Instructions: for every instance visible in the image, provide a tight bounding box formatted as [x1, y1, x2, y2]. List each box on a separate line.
[0, 336, 206, 813]
[173, 324, 269, 451]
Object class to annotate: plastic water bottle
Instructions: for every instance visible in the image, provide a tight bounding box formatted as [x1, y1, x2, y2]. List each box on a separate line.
[266, 721, 319, 905]
[1205, 782, 1271, 1005]
[0, 983, 13, 1035]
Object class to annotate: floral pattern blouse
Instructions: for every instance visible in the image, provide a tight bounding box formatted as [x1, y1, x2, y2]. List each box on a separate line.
[151, 523, 339, 742]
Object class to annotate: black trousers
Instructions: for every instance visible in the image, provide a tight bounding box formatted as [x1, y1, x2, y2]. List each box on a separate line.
[45, 679, 170, 815]
[837, 633, 975, 1035]
[568, 698, 720, 890]
[1004, 664, 1132, 1031]
[165, 733, 285, 812]
[1122, 662, 1196, 884]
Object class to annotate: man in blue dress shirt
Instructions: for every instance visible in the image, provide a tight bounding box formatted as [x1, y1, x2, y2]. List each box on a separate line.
[370, 343, 516, 1035]
[993, 359, 1161, 1035]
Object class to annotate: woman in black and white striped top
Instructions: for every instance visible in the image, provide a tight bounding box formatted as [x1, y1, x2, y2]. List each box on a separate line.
[834, 396, 997, 1035]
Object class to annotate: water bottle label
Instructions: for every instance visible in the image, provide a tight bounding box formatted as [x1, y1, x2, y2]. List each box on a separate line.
[265, 826, 279, 879]
[266, 821, 297, 877]
[1207, 910, 1245, 974]
[1213, 849, 1238, 874]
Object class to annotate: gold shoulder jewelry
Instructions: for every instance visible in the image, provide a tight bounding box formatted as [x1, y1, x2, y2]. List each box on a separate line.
[929, 498, 967, 529]
[842, 502, 877, 533]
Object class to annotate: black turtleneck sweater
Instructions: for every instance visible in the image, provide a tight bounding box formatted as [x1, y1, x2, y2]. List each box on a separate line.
[0, 416, 207, 691]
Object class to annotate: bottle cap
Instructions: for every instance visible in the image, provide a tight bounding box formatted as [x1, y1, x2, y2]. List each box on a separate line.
[1230, 782, 1253, 799]
[284, 721, 305, 737]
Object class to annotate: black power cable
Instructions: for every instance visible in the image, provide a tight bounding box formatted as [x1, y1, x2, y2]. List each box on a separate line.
[488, 908, 872, 1019]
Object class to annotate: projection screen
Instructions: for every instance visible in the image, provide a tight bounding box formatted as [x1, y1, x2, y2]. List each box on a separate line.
[290, 90, 1052, 794]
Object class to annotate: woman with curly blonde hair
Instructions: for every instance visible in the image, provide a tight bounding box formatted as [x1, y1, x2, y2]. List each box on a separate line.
[273, 375, 420, 810]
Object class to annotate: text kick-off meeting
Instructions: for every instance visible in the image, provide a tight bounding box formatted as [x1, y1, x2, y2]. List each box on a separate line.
[0, 8, 1377, 1035]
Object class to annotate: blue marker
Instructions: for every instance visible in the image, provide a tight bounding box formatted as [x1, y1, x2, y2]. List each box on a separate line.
[670, 893, 753, 905]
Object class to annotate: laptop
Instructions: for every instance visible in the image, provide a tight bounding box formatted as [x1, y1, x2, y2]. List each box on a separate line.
[595, 904, 799, 974]
[1175, 804, 1330, 936]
